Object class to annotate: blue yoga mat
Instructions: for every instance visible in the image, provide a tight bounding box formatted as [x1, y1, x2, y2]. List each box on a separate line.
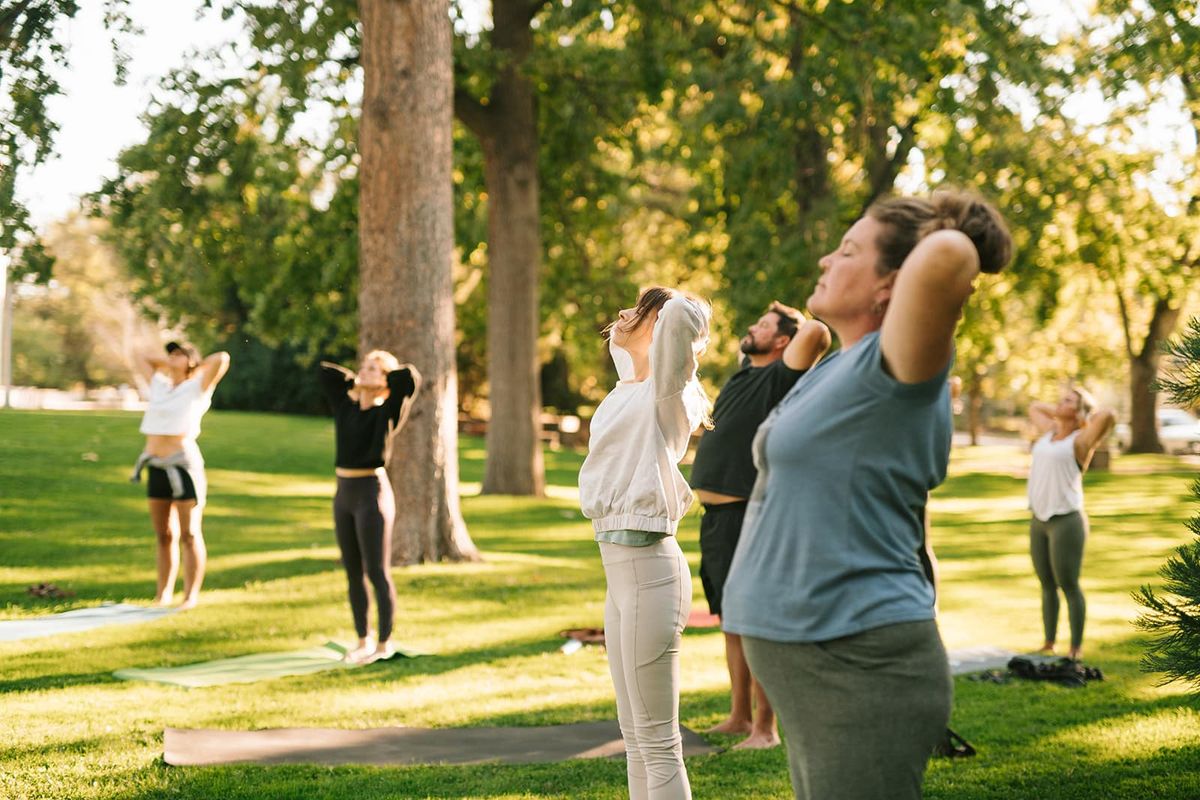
[0, 602, 177, 643]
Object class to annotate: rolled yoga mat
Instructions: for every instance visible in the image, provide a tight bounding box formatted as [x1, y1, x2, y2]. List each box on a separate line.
[0, 603, 176, 643]
[164, 720, 717, 766]
[115, 641, 424, 687]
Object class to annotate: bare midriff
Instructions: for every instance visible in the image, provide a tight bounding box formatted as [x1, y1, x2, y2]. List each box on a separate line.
[694, 488, 746, 505]
[144, 433, 188, 458]
[335, 466, 385, 478]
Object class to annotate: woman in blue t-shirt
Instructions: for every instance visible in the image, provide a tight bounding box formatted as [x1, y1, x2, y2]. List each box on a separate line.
[721, 189, 1012, 800]
[319, 351, 420, 664]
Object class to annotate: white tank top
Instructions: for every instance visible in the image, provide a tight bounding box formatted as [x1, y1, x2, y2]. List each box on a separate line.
[1028, 430, 1083, 521]
[139, 372, 211, 438]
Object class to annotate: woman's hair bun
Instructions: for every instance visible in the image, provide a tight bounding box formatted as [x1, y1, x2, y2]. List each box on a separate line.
[928, 189, 1013, 274]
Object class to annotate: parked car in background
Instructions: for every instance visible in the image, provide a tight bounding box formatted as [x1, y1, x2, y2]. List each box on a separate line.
[1114, 408, 1200, 454]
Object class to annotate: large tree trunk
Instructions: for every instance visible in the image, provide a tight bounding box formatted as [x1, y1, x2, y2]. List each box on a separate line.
[1126, 296, 1180, 454]
[358, 0, 479, 563]
[457, 0, 545, 497]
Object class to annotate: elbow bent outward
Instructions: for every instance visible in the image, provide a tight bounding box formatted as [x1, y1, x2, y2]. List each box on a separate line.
[881, 229, 982, 385]
[199, 351, 232, 393]
[783, 318, 832, 372]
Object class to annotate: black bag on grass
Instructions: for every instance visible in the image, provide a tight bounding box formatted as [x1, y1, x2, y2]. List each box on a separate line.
[1006, 656, 1104, 688]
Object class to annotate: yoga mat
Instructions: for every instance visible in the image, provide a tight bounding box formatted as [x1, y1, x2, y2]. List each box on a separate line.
[0, 602, 176, 643]
[164, 721, 717, 766]
[947, 646, 1018, 675]
[114, 642, 423, 687]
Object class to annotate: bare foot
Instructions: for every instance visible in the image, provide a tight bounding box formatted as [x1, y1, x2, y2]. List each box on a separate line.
[1067, 648, 1082, 662]
[153, 595, 173, 607]
[706, 718, 753, 736]
[177, 596, 200, 611]
[733, 731, 781, 750]
[1034, 643, 1055, 656]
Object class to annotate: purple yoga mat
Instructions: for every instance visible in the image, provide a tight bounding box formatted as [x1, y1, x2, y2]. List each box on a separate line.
[165, 721, 717, 766]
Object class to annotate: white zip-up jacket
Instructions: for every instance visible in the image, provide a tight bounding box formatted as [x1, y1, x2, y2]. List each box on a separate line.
[579, 296, 710, 535]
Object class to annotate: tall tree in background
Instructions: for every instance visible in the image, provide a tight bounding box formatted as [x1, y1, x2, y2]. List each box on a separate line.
[665, 0, 1061, 335]
[455, 0, 544, 496]
[358, 0, 478, 563]
[1092, 0, 1200, 451]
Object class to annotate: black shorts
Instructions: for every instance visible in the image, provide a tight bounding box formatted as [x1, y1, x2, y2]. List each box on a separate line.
[698, 500, 749, 617]
[146, 465, 198, 501]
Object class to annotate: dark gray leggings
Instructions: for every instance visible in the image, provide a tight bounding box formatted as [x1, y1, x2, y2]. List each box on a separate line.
[333, 474, 397, 641]
[1030, 510, 1087, 650]
[743, 621, 951, 800]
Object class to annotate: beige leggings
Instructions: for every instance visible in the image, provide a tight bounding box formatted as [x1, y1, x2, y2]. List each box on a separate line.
[600, 538, 693, 800]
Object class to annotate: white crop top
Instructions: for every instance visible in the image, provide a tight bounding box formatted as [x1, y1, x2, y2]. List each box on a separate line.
[139, 372, 212, 438]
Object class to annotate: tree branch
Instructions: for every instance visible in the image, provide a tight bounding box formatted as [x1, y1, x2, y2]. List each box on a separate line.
[527, 0, 552, 24]
[773, 0, 856, 46]
[1142, 295, 1181, 362]
[1113, 282, 1136, 362]
[453, 88, 493, 138]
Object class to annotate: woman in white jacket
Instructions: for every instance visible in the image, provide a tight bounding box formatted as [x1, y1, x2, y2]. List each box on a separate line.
[579, 287, 711, 800]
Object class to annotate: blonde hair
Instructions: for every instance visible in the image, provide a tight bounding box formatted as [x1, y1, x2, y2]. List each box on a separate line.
[347, 349, 402, 402]
[1071, 385, 1097, 424]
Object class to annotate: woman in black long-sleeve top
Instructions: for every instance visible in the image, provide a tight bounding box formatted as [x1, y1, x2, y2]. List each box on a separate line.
[319, 350, 421, 663]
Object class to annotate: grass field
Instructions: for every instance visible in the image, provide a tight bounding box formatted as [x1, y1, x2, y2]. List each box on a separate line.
[2, 408, 1199, 799]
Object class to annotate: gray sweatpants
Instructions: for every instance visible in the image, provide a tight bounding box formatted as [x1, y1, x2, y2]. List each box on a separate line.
[600, 538, 693, 800]
[743, 620, 952, 800]
[1030, 510, 1088, 650]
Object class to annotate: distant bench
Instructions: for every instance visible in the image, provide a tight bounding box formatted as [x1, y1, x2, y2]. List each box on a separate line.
[458, 413, 589, 449]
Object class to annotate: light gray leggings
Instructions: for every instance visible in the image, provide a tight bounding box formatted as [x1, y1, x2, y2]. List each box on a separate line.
[1030, 510, 1088, 650]
[600, 538, 693, 800]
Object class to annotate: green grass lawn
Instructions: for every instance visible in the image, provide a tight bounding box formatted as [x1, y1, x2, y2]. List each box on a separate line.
[1, 408, 1199, 799]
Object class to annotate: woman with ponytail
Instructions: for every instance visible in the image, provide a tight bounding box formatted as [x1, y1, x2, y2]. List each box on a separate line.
[578, 286, 712, 800]
[1026, 386, 1115, 661]
[721, 190, 1013, 799]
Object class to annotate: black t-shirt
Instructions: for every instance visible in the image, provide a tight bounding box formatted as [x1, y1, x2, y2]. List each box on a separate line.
[690, 358, 806, 498]
[320, 364, 418, 469]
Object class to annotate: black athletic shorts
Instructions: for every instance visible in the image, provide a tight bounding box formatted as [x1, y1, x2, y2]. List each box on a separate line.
[146, 465, 199, 501]
[698, 500, 749, 617]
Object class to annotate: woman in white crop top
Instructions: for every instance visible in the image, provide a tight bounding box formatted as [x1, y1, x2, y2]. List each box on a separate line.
[131, 341, 230, 609]
[1027, 386, 1114, 660]
[578, 287, 711, 800]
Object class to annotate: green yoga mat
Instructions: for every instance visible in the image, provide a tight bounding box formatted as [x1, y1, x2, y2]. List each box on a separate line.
[114, 642, 423, 687]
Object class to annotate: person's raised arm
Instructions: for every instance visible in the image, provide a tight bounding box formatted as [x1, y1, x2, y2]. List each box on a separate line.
[1073, 407, 1116, 469]
[318, 361, 355, 405]
[783, 318, 832, 372]
[136, 351, 167, 384]
[880, 229, 980, 384]
[384, 364, 422, 430]
[198, 351, 231, 393]
[651, 296, 707, 402]
[1028, 402, 1057, 435]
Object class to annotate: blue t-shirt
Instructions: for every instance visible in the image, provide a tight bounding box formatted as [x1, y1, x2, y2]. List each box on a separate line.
[721, 330, 952, 643]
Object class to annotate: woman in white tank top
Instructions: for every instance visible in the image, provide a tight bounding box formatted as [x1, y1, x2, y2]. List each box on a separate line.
[131, 341, 230, 609]
[1026, 387, 1114, 660]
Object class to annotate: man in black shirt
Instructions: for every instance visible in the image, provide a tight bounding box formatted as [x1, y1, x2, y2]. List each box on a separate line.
[690, 301, 830, 748]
